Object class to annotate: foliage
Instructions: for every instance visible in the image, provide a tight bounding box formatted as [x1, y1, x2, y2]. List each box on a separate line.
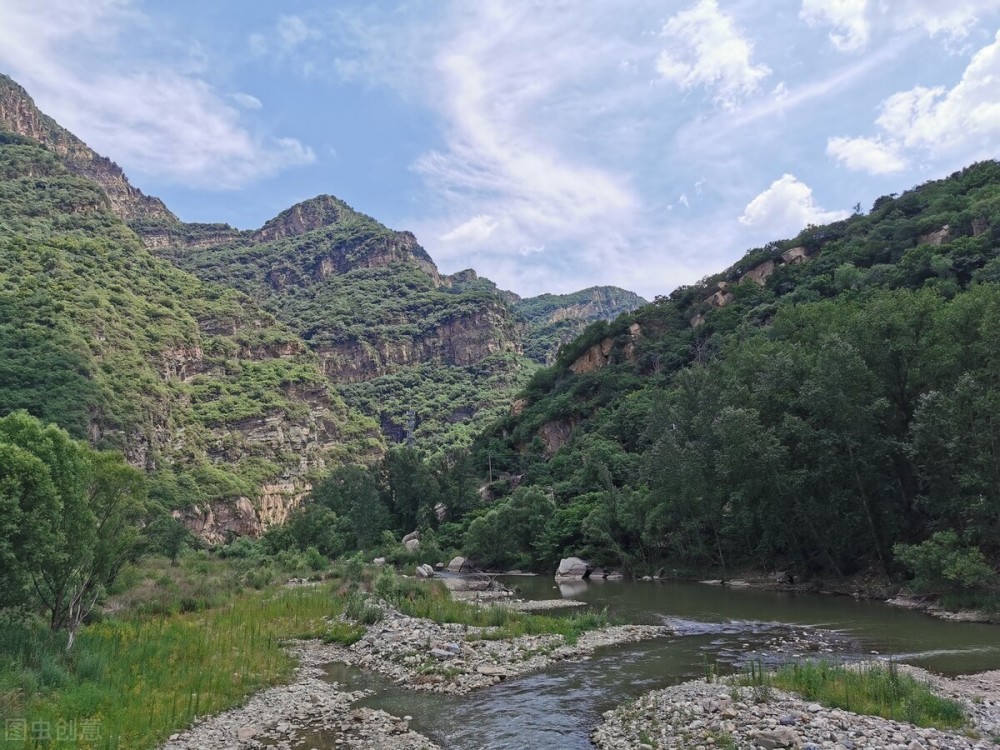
[0, 134, 380, 509]
[458, 161, 1000, 588]
[894, 532, 996, 594]
[742, 661, 966, 730]
[0, 412, 147, 648]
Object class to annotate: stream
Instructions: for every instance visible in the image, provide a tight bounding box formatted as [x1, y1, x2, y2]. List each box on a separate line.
[311, 578, 1000, 750]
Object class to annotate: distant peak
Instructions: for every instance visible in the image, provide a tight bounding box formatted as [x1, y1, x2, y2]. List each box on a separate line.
[252, 195, 360, 243]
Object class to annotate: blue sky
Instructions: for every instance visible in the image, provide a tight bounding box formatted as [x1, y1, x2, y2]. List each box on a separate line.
[2, 1, 999, 298]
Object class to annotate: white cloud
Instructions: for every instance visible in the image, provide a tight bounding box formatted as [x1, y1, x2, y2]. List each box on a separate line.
[801, 0, 1000, 51]
[230, 92, 263, 110]
[440, 214, 500, 244]
[826, 135, 906, 174]
[890, 0, 1000, 39]
[829, 30, 1000, 173]
[740, 174, 850, 236]
[656, 0, 771, 109]
[800, 0, 869, 51]
[0, 0, 314, 190]
[277, 15, 317, 47]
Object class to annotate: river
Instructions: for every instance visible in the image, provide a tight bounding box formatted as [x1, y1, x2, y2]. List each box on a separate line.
[309, 577, 1000, 750]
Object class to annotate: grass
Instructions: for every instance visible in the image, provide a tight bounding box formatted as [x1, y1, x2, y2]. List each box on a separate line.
[364, 569, 612, 645]
[0, 558, 613, 749]
[738, 660, 967, 730]
[0, 552, 347, 750]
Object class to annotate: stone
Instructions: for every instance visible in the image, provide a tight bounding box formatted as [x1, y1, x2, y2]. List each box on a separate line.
[236, 726, 260, 741]
[404, 538, 420, 553]
[429, 648, 455, 660]
[478, 665, 507, 677]
[755, 727, 798, 749]
[372, 557, 386, 566]
[555, 556, 591, 578]
[434, 562, 444, 570]
[447, 556, 467, 572]
[401, 530, 420, 544]
[415, 564, 434, 578]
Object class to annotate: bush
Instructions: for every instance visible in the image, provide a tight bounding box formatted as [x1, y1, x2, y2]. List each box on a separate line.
[894, 532, 995, 594]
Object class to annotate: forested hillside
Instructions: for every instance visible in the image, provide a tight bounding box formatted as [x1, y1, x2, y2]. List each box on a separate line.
[270, 162, 1000, 601]
[461, 161, 1000, 591]
[0, 131, 381, 541]
[153, 198, 644, 453]
[0, 72, 645, 541]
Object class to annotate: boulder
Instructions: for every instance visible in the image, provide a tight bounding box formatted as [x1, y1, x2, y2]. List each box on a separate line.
[404, 538, 420, 553]
[402, 530, 420, 544]
[447, 556, 467, 572]
[372, 557, 386, 566]
[434, 562, 444, 570]
[555, 556, 591, 579]
[415, 564, 434, 578]
[606, 570, 624, 580]
[433, 502, 448, 522]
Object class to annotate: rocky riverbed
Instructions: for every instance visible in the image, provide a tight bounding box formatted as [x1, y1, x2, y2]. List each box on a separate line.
[320, 606, 674, 694]
[591, 669, 1000, 750]
[158, 641, 440, 750]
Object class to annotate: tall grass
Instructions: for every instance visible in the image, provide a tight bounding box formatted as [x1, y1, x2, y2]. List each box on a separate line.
[0, 559, 611, 749]
[740, 661, 967, 730]
[1, 580, 343, 749]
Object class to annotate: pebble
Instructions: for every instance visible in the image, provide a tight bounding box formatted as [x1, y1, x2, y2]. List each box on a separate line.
[591, 676, 1000, 750]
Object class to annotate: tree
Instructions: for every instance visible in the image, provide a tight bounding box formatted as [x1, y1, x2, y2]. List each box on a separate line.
[0, 411, 146, 649]
[313, 465, 392, 549]
[0, 442, 60, 609]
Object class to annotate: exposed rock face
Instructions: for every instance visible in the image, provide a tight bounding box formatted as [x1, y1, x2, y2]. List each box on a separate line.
[742, 259, 776, 286]
[920, 224, 952, 246]
[320, 303, 520, 382]
[0, 74, 176, 223]
[172, 483, 308, 546]
[540, 419, 576, 455]
[781, 246, 809, 264]
[569, 323, 641, 375]
[138, 223, 244, 250]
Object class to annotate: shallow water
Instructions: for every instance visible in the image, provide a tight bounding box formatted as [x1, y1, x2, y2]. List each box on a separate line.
[318, 578, 1000, 750]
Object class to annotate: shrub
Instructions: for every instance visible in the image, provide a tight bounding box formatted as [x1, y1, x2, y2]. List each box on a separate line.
[894, 532, 995, 594]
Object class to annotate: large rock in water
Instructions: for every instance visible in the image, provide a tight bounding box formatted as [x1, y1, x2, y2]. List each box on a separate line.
[555, 557, 591, 579]
[447, 556, 467, 572]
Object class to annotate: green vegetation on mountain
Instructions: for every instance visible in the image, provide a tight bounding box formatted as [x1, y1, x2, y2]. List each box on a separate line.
[150, 194, 643, 454]
[278, 162, 1000, 603]
[515, 286, 648, 364]
[463, 161, 1000, 591]
[0, 132, 379, 517]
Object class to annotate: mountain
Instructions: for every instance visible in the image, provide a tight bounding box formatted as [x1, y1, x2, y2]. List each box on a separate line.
[0, 75, 175, 223]
[0, 73, 644, 536]
[514, 286, 648, 364]
[134, 197, 644, 455]
[468, 161, 1000, 581]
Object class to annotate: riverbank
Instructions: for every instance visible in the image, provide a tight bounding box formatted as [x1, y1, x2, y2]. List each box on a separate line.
[320, 604, 674, 694]
[159, 641, 441, 750]
[690, 570, 1000, 624]
[592, 667, 1000, 750]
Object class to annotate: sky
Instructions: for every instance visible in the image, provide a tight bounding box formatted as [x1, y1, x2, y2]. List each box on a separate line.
[1, 1, 1000, 299]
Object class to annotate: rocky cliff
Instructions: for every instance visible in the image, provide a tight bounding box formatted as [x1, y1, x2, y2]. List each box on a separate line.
[0, 74, 176, 223]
